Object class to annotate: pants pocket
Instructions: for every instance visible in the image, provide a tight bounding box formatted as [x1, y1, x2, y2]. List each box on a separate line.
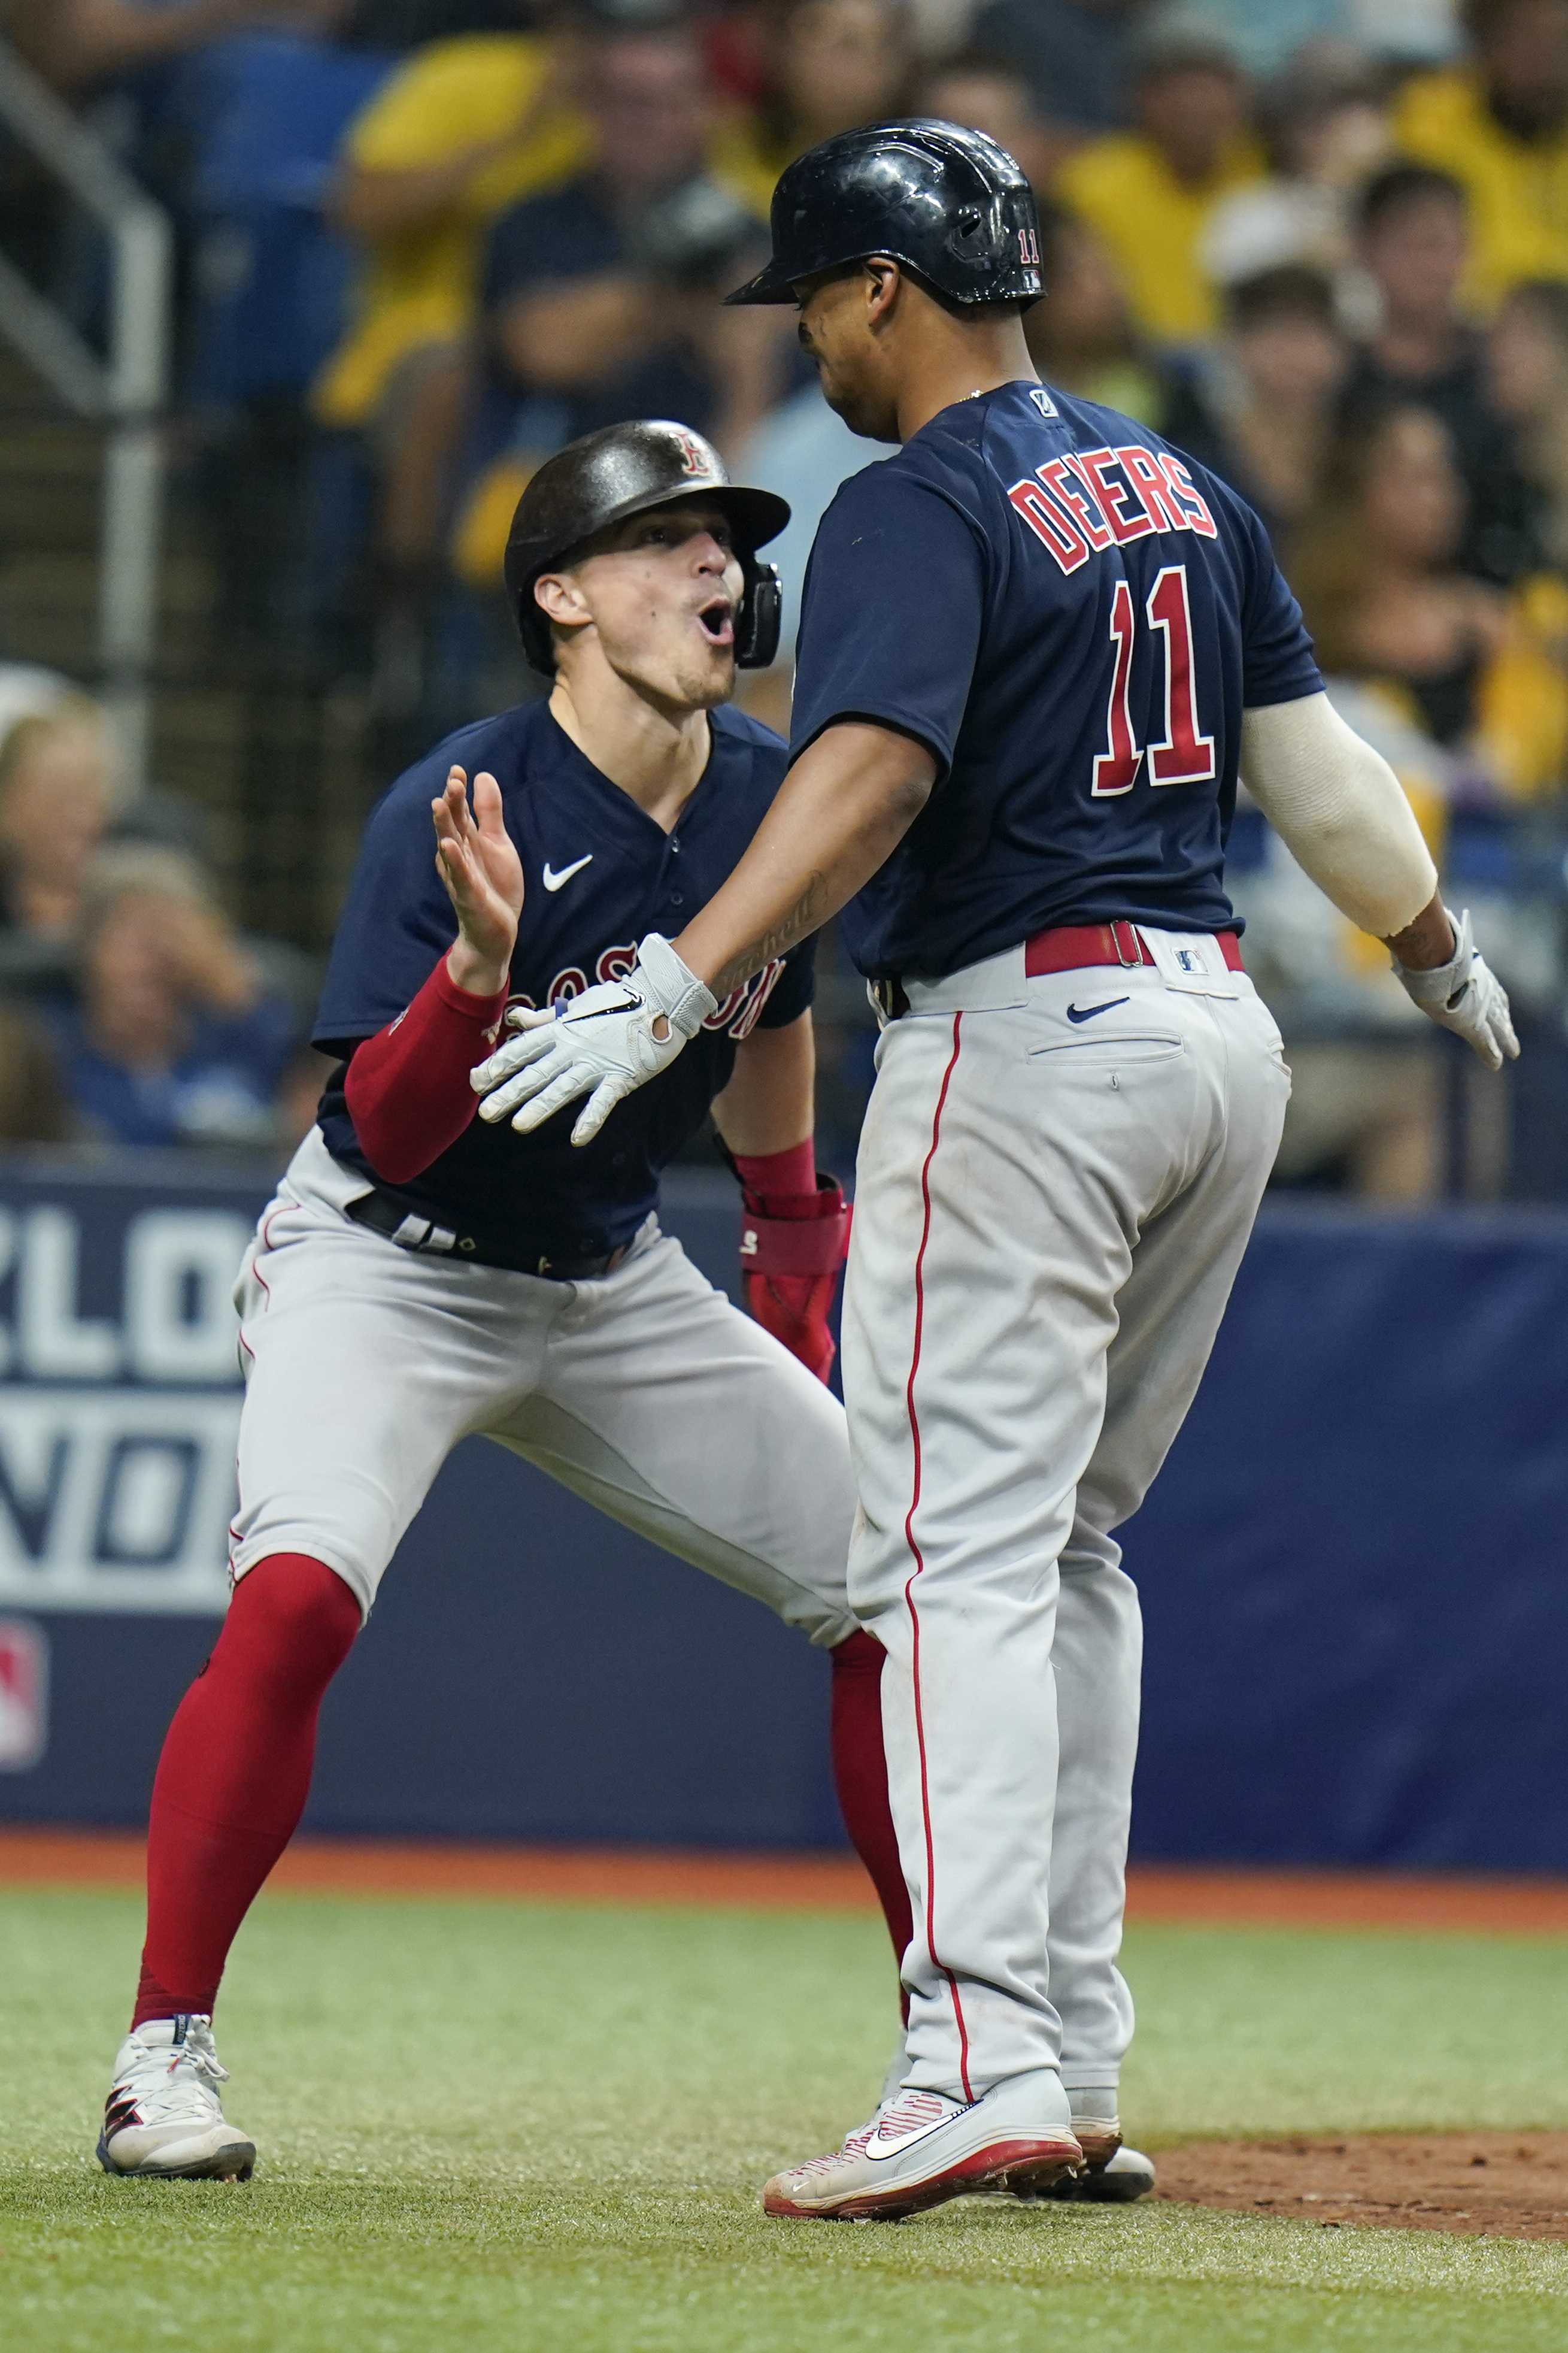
[1029, 1034, 1187, 1065]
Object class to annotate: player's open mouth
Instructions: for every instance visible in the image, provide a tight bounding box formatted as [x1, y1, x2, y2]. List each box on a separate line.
[696, 598, 735, 648]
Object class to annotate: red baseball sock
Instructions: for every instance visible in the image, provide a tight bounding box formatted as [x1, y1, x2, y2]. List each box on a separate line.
[830, 1630, 912, 2005]
[131, 1554, 361, 2028]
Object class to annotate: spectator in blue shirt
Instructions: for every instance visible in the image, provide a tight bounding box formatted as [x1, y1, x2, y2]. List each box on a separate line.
[45, 846, 301, 1149]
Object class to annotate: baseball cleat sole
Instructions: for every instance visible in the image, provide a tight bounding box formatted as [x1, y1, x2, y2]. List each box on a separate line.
[97, 2130, 256, 2182]
[1038, 2144, 1155, 2203]
[763, 2133, 1082, 2222]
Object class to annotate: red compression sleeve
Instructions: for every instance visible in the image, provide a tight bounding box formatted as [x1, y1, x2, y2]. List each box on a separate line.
[831, 1630, 913, 2005]
[343, 955, 509, 1185]
[733, 1138, 817, 1201]
[134, 1555, 361, 2026]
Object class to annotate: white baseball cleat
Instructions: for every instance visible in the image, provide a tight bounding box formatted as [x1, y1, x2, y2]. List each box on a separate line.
[1064, 2109, 1123, 2170]
[997, 2101, 1155, 2204]
[1041, 2142, 1156, 2203]
[97, 2016, 256, 2181]
[763, 2073, 1082, 2221]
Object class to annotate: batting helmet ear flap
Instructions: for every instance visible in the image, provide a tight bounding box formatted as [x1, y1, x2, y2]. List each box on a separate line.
[737, 559, 783, 671]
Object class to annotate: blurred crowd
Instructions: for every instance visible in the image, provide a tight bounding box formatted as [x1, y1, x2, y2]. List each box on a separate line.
[4, 0, 1568, 1193]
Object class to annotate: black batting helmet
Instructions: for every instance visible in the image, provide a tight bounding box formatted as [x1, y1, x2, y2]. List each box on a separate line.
[504, 420, 790, 675]
[726, 119, 1044, 310]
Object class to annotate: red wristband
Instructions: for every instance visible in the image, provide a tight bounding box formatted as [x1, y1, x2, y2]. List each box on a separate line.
[733, 1138, 816, 1200]
[740, 1176, 851, 1277]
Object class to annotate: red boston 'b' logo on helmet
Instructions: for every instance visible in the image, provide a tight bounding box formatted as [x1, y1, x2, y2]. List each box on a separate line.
[670, 427, 715, 480]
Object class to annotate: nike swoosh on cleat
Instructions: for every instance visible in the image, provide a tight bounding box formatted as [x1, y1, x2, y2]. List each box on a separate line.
[1066, 997, 1129, 1024]
[865, 2114, 956, 2163]
[543, 855, 593, 892]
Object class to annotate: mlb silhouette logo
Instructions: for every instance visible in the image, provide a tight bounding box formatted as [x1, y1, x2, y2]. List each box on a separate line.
[1029, 387, 1058, 420]
[1177, 947, 1204, 974]
[0, 1621, 47, 1770]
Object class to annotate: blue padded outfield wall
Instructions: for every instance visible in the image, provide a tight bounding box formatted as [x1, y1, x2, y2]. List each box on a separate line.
[0, 1150, 1564, 1870]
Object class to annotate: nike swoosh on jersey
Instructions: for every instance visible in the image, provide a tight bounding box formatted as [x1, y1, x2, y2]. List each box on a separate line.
[1066, 997, 1130, 1024]
[542, 854, 593, 892]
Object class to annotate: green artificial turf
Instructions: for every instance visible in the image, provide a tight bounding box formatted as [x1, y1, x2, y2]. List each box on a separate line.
[3, 1885, 1568, 2351]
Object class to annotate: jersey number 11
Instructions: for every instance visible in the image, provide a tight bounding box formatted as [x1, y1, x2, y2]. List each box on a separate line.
[1092, 564, 1217, 798]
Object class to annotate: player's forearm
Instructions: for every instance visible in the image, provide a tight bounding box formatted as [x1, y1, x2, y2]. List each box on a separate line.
[675, 724, 936, 998]
[712, 1014, 815, 1156]
[1239, 695, 1438, 940]
[345, 955, 508, 1183]
[447, 936, 511, 998]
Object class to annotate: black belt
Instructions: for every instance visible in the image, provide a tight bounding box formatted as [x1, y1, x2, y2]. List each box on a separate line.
[869, 976, 911, 1021]
[344, 1188, 631, 1281]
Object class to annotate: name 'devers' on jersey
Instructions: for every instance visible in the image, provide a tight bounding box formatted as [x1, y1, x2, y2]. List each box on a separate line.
[0, 1198, 252, 1616]
[1006, 443, 1217, 576]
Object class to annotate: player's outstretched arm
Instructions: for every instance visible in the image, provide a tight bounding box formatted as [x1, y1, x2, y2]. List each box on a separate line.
[1240, 695, 1518, 1071]
[341, 768, 523, 1185]
[675, 723, 936, 999]
[470, 723, 935, 1146]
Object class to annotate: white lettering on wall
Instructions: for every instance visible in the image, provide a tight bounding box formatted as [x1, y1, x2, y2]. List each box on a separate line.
[17, 1207, 120, 1379]
[125, 1213, 252, 1383]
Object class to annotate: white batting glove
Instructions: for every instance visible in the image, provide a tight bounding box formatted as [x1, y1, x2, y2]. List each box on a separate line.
[1392, 906, 1519, 1072]
[470, 933, 716, 1146]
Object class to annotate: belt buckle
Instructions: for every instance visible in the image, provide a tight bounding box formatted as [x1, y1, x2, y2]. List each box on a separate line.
[1109, 920, 1142, 970]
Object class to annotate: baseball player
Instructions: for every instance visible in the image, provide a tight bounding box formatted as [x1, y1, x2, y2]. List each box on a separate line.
[471, 123, 1518, 2222]
[95, 422, 915, 2182]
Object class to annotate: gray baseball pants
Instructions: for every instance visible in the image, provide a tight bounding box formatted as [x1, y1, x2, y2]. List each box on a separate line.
[841, 932, 1289, 2103]
[229, 1127, 858, 1643]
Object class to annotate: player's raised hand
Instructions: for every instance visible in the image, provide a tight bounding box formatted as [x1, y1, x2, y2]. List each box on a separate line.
[432, 767, 524, 997]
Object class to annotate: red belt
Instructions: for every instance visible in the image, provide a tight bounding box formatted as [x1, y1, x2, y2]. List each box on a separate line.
[1023, 920, 1244, 978]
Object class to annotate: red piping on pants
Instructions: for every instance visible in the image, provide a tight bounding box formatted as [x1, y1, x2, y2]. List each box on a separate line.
[900, 1011, 973, 2103]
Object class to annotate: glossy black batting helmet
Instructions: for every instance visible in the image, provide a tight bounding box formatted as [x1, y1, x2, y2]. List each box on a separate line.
[504, 420, 790, 675]
[726, 118, 1043, 310]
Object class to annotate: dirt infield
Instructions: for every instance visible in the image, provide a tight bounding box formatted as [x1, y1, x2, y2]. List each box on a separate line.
[1158, 2133, 1568, 2240]
[5, 1826, 1568, 1933]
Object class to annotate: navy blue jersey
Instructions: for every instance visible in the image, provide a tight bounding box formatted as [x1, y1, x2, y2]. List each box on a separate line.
[789, 379, 1323, 980]
[314, 701, 813, 1253]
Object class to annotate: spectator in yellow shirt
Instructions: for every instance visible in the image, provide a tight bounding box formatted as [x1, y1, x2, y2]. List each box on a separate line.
[315, 14, 590, 439]
[1394, 0, 1568, 307]
[1054, 32, 1264, 346]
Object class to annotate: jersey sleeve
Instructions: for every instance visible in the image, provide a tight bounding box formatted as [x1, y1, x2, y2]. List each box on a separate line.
[313, 784, 459, 1059]
[788, 467, 987, 780]
[1238, 501, 1323, 710]
[754, 934, 815, 1028]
